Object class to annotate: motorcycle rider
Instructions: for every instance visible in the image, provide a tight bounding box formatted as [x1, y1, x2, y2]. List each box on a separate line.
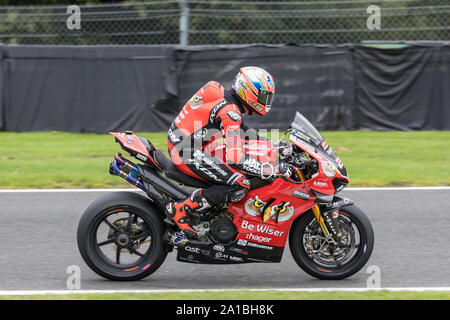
[165, 66, 292, 238]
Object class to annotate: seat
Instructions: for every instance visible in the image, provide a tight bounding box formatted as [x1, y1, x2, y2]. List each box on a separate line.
[153, 150, 211, 189]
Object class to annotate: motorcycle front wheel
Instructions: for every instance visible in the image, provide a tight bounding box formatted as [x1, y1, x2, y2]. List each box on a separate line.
[77, 192, 168, 281]
[289, 204, 374, 280]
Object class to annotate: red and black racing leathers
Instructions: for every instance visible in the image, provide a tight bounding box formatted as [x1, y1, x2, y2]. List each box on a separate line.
[167, 81, 271, 205]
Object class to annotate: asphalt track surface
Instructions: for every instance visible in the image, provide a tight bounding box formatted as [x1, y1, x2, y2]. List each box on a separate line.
[0, 188, 449, 291]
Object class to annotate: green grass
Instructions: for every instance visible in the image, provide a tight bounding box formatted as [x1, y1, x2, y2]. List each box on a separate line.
[320, 131, 450, 187]
[0, 131, 167, 189]
[0, 131, 449, 189]
[1, 290, 449, 300]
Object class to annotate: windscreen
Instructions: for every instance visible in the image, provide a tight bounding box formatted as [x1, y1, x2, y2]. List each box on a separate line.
[289, 112, 324, 146]
[288, 111, 348, 178]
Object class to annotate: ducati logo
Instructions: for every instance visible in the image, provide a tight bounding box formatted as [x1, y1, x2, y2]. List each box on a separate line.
[244, 196, 294, 222]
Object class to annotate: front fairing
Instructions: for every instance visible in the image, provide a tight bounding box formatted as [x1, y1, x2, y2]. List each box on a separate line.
[288, 112, 349, 195]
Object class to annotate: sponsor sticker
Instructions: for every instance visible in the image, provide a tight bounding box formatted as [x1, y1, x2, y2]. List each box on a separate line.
[193, 128, 208, 139]
[226, 124, 240, 131]
[241, 220, 285, 237]
[188, 157, 219, 181]
[227, 111, 242, 122]
[229, 246, 248, 255]
[168, 128, 181, 143]
[292, 190, 310, 200]
[172, 232, 188, 245]
[215, 252, 228, 260]
[244, 196, 266, 217]
[250, 101, 264, 112]
[245, 233, 272, 243]
[136, 153, 148, 162]
[266, 203, 294, 222]
[237, 239, 273, 250]
[325, 198, 352, 208]
[244, 197, 294, 222]
[336, 157, 344, 169]
[180, 254, 199, 263]
[229, 256, 243, 262]
[242, 157, 261, 175]
[237, 239, 248, 246]
[291, 130, 311, 143]
[209, 101, 226, 123]
[188, 95, 204, 109]
[313, 181, 328, 187]
[213, 244, 225, 252]
[192, 150, 228, 177]
[185, 246, 200, 254]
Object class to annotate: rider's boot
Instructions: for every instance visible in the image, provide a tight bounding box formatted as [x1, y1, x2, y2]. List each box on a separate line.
[165, 189, 211, 238]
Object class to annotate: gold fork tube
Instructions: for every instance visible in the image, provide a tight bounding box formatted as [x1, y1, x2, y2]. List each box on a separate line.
[311, 204, 330, 237]
[297, 170, 330, 237]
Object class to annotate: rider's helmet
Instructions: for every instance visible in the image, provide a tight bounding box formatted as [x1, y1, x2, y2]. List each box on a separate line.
[232, 66, 275, 116]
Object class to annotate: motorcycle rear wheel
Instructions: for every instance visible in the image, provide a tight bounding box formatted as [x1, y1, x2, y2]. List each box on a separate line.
[289, 204, 374, 280]
[77, 192, 168, 281]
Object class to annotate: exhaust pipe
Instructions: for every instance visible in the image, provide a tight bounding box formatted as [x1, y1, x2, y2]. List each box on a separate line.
[109, 154, 145, 190]
[111, 153, 189, 201]
[114, 153, 135, 172]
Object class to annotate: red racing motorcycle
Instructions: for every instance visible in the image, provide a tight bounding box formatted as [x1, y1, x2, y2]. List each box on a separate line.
[77, 112, 374, 280]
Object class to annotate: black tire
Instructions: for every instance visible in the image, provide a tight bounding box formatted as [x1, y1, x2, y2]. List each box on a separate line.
[289, 204, 374, 280]
[77, 192, 168, 281]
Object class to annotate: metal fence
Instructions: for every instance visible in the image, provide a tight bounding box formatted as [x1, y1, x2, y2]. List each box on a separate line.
[0, 0, 449, 45]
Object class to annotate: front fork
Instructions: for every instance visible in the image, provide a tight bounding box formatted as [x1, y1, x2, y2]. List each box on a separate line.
[297, 170, 342, 240]
[312, 204, 330, 237]
[312, 204, 343, 240]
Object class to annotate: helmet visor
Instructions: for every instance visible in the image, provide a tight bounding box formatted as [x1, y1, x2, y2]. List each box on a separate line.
[257, 90, 274, 108]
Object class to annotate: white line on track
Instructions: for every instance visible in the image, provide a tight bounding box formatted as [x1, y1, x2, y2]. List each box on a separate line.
[0, 187, 449, 193]
[0, 287, 449, 296]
